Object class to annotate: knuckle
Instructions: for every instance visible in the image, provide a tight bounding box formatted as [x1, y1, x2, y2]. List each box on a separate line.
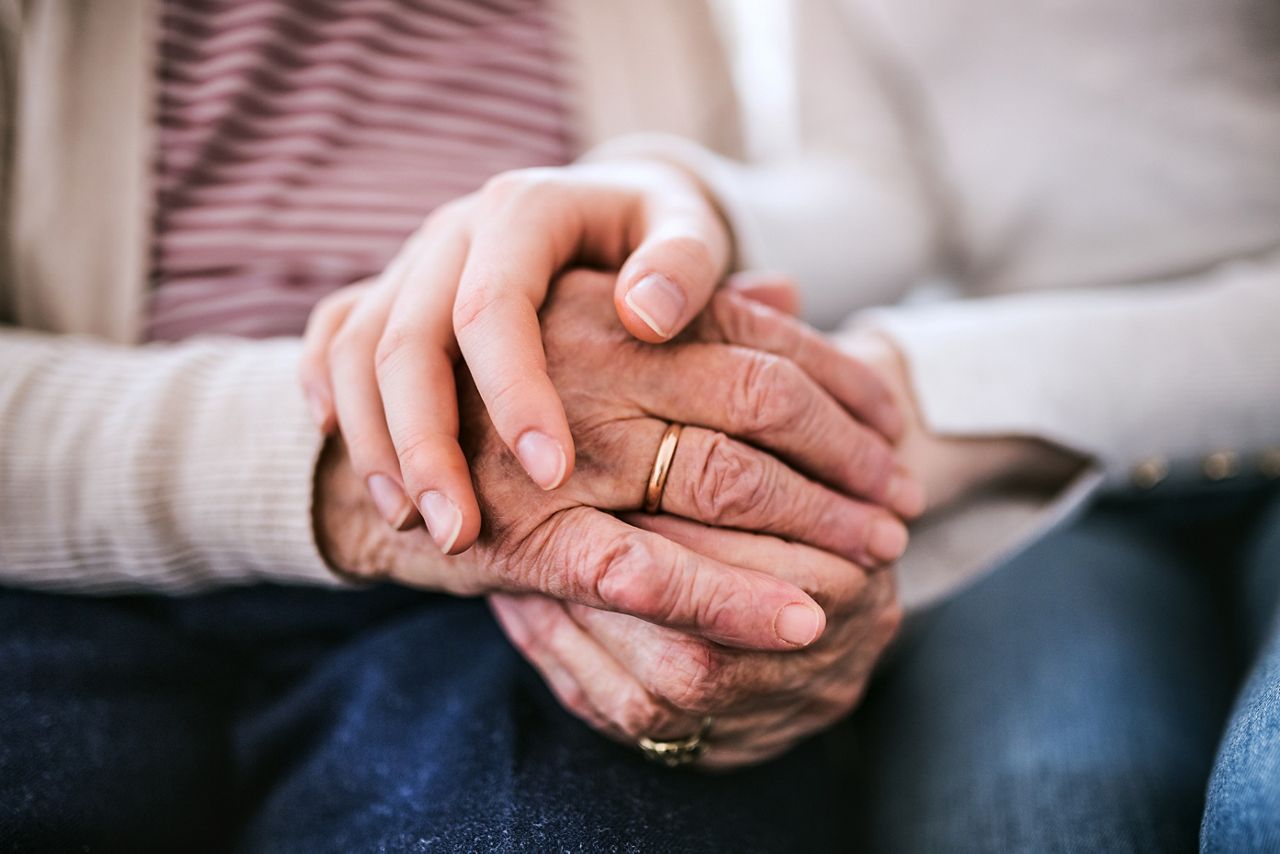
[594, 534, 746, 638]
[845, 432, 895, 496]
[308, 289, 347, 329]
[451, 283, 493, 336]
[691, 433, 773, 524]
[480, 170, 527, 201]
[419, 195, 467, 230]
[593, 534, 667, 616]
[481, 369, 533, 427]
[392, 431, 444, 491]
[565, 695, 595, 725]
[328, 322, 369, 364]
[372, 325, 418, 378]
[488, 510, 567, 595]
[729, 352, 802, 435]
[554, 681, 594, 723]
[511, 623, 544, 659]
[652, 638, 727, 713]
[341, 435, 386, 479]
[612, 687, 673, 740]
[452, 285, 526, 340]
[480, 168, 555, 207]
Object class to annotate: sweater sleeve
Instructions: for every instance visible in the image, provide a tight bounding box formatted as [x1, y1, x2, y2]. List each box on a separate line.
[584, 0, 941, 329]
[0, 329, 345, 593]
[859, 249, 1280, 492]
[830, 253, 1280, 610]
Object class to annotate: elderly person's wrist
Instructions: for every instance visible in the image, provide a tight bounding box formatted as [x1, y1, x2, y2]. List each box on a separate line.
[312, 433, 488, 594]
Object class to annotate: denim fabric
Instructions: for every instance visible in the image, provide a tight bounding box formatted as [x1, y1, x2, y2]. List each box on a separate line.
[1, 487, 1278, 853]
[1201, 491, 1280, 853]
[0, 586, 847, 853]
[847, 488, 1275, 854]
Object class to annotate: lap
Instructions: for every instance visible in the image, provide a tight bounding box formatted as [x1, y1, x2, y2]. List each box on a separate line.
[6, 488, 1278, 852]
[0, 584, 844, 853]
[849, 494, 1250, 854]
[0, 589, 236, 852]
[235, 595, 847, 853]
[0, 583, 436, 852]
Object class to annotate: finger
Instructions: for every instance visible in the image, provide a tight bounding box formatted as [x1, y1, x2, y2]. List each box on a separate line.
[375, 226, 481, 554]
[563, 602, 793, 721]
[299, 283, 371, 433]
[724, 270, 801, 316]
[698, 288, 908, 446]
[613, 180, 732, 343]
[329, 286, 420, 530]
[658, 426, 909, 567]
[525, 508, 826, 651]
[637, 342, 918, 516]
[490, 594, 700, 742]
[568, 559, 892, 722]
[488, 594, 615, 736]
[531, 597, 813, 768]
[695, 704, 836, 771]
[453, 201, 575, 491]
[623, 513, 869, 616]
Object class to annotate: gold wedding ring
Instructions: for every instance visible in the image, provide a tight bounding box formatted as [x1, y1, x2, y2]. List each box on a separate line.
[643, 423, 683, 513]
[638, 716, 714, 768]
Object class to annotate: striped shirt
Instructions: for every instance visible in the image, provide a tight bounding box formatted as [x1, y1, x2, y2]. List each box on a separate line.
[148, 0, 573, 341]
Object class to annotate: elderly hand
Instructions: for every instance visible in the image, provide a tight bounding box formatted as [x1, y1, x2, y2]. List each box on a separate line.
[314, 269, 920, 651]
[490, 513, 901, 769]
[298, 161, 906, 552]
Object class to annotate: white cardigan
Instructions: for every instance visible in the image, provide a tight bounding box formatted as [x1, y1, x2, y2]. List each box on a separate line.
[2, 0, 1278, 607]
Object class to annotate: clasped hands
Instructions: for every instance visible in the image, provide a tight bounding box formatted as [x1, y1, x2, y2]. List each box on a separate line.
[300, 161, 924, 768]
[311, 270, 918, 768]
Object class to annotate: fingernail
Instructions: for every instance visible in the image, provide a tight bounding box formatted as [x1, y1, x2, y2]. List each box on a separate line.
[774, 603, 822, 647]
[305, 389, 329, 430]
[869, 518, 909, 563]
[419, 490, 462, 553]
[888, 473, 927, 519]
[367, 474, 415, 530]
[515, 431, 567, 490]
[624, 274, 686, 339]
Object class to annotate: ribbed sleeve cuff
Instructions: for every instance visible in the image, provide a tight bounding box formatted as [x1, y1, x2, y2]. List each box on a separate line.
[0, 331, 345, 593]
[849, 260, 1280, 489]
[853, 295, 1103, 460]
[169, 338, 343, 589]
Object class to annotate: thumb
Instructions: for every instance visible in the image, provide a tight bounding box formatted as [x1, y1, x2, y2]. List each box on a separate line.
[613, 203, 731, 343]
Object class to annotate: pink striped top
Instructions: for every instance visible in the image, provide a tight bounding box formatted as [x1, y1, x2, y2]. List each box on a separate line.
[147, 0, 574, 341]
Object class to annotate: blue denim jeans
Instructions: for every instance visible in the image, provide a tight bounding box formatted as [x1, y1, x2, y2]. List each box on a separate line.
[2, 486, 1278, 852]
[850, 485, 1280, 853]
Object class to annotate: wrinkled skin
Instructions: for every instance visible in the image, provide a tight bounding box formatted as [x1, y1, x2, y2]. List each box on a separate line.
[318, 269, 908, 650]
[492, 512, 902, 768]
[316, 269, 906, 763]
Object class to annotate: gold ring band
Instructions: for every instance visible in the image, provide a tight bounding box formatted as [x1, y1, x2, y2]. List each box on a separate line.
[638, 716, 713, 768]
[643, 423, 683, 513]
